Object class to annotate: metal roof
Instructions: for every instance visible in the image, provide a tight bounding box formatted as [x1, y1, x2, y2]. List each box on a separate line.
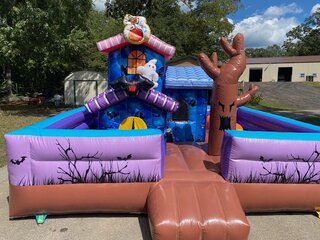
[165, 66, 213, 89]
[247, 55, 320, 64]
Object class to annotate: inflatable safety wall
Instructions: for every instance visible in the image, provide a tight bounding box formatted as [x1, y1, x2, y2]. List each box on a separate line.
[221, 107, 320, 183]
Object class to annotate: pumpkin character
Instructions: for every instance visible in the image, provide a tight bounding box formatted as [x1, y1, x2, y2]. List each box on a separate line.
[199, 33, 259, 156]
[123, 14, 151, 44]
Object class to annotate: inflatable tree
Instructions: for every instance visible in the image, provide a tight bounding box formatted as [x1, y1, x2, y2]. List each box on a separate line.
[199, 33, 259, 156]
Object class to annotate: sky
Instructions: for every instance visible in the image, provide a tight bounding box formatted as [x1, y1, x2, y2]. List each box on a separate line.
[93, 0, 320, 48]
[229, 1, 320, 48]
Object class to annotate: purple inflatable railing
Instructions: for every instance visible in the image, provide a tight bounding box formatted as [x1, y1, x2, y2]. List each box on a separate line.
[84, 88, 179, 114]
[220, 107, 320, 184]
[136, 89, 179, 113]
[85, 88, 128, 113]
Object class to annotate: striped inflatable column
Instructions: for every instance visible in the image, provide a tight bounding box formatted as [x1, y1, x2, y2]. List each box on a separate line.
[136, 89, 179, 113]
[85, 88, 128, 113]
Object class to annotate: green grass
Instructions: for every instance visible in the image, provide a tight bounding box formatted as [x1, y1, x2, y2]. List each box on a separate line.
[0, 102, 71, 167]
[247, 97, 297, 112]
[247, 97, 320, 126]
[299, 117, 320, 126]
[305, 82, 320, 89]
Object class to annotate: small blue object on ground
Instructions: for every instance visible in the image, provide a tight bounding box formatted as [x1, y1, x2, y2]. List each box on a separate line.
[35, 213, 47, 224]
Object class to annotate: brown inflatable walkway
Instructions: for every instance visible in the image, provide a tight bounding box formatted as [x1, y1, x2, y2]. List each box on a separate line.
[147, 144, 250, 240]
[148, 181, 249, 240]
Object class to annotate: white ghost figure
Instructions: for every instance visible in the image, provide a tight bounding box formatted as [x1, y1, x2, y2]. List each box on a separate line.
[137, 59, 159, 88]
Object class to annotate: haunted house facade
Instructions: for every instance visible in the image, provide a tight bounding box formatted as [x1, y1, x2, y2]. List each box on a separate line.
[95, 17, 212, 142]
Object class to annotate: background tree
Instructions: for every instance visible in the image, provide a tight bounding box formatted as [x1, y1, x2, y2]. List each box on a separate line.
[246, 45, 286, 58]
[0, 0, 92, 96]
[283, 8, 320, 56]
[0, 0, 21, 96]
[0, 0, 241, 98]
[104, 0, 241, 59]
[87, 10, 110, 72]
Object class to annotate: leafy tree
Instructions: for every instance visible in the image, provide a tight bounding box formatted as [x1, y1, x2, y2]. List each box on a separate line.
[283, 8, 320, 56]
[105, 0, 153, 18]
[246, 45, 285, 58]
[104, 0, 240, 59]
[0, 0, 241, 97]
[0, 0, 92, 96]
[0, 0, 20, 95]
[86, 10, 110, 72]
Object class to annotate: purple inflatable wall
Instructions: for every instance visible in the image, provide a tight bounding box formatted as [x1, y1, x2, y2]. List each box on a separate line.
[6, 130, 165, 186]
[221, 107, 320, 183]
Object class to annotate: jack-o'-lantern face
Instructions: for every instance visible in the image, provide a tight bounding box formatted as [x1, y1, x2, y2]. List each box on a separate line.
[217, 101, 235, 130]
[212, 84, 238, 131]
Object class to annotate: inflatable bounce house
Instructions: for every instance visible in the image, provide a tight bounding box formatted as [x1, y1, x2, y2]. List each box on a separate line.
[5, 15, 320, 239]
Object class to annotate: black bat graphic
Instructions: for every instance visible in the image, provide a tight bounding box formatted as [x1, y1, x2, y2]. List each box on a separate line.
[121, 65, 128, 75]
[10, 156, 27, 165]
[259, 156, 273, 162]
[135, 111, 144, 119]
[189, 99, 196, 107]
[117, 154, 132, 160]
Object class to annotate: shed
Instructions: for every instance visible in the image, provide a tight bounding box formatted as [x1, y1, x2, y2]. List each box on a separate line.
[64, 71, 107, 105]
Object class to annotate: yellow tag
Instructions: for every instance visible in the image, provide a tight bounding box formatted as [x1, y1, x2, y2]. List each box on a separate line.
[315, 208, 320, 218]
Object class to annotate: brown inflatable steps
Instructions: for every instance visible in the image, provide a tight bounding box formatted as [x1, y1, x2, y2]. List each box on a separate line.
[147, 181, 250, 240]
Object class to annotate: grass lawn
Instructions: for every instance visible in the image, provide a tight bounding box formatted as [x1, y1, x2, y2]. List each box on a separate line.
[305, 82, 320, 89]
[299, 117, 320, 126]
[0, 102, 71, 167]
[247, 97, 297, 112]
[247, 97, 320, 126]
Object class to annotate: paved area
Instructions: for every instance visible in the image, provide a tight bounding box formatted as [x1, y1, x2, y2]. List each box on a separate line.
[0, 166, 151, 240]
[242, 82, 320, 122]
[1, 167, 320, 240]
[245, 82, 320, 110]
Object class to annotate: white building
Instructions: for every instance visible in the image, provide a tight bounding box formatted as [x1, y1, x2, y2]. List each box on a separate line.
[241, 55, 320, 82]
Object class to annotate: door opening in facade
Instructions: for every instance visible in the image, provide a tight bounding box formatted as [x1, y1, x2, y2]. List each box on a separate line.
[278, 67, 292, 82]
[306, 75, 314, 82]
[249, 69, 263, 82]
[172, 99, 189, 121]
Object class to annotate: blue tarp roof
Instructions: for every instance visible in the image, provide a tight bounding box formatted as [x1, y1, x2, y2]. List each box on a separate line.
[165, 66, 213, 89]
